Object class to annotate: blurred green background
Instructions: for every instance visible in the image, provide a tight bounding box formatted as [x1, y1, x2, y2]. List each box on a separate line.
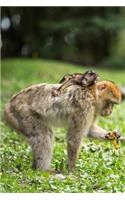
[1, 7, 125, 68]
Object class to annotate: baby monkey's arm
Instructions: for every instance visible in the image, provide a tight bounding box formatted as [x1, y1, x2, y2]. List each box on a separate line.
[52, 73, 82, 97]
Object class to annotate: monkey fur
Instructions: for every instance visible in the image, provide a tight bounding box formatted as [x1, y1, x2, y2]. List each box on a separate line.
[4, 80, 122, 171]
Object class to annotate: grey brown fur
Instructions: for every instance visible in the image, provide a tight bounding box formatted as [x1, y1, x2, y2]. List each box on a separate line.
[4, 81, 122, 171]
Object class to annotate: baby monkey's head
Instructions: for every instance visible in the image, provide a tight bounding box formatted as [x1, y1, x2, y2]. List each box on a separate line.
[81, 70, 100, 87]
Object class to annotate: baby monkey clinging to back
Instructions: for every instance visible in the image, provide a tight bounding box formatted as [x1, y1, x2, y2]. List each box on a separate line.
[52, 70, 99, 97]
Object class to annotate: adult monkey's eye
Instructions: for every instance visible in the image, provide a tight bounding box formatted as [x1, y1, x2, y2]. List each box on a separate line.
[113, 101, 118, 105]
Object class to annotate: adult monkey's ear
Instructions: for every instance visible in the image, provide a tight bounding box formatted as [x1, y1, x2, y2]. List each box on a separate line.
[97, 82, 107, 91]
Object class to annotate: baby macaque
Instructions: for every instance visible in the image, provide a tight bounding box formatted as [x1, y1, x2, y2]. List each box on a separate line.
[52, 70, 99, 97]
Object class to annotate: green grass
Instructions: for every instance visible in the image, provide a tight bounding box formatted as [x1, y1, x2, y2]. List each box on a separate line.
[1, 58, 125, 192]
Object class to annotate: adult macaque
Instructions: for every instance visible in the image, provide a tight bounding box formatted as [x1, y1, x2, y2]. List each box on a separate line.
[4, 80, 122, 171]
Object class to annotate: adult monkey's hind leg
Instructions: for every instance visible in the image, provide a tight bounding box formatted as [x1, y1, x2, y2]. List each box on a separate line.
[28, 125, 54, 171]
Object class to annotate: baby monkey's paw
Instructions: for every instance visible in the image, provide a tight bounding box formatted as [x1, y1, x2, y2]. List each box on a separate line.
[52, 88, 61, 97]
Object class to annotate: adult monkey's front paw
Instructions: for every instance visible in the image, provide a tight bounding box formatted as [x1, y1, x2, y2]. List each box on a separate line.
[105, 130, 121, 140]
[105, 130, 121, 150]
